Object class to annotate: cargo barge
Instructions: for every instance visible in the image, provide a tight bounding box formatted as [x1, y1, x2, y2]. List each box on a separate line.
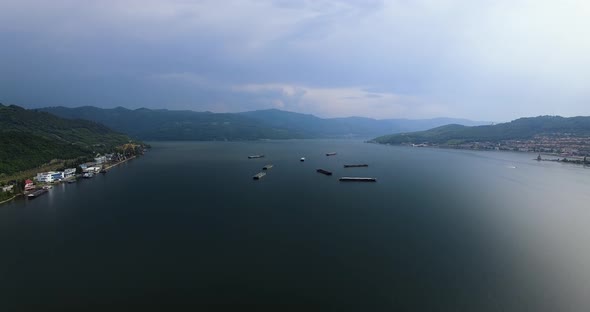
[27, 189, 48, 199]
[326, 152, 337, 156]
[316, 169, 333, 176]
[339, 177, 376, 182]
[344, 164, 368, 168]
[262, 164, 273, 170]
[248, 155, 265, 159]
[253, 172, 267, 180]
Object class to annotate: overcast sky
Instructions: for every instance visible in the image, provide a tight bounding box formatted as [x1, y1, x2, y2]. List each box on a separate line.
[1, 0, 589, 121]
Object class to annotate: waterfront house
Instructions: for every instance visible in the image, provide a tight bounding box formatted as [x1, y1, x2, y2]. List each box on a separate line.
[64, 168, 76, 178]
[1, 185, 14, 193]
[94, 155, 107, 164]
[83, 166, 101, 173]
[24, 179, 35, 191]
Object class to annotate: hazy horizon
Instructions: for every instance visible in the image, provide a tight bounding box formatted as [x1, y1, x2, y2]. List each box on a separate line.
[1, 1, 589, 120]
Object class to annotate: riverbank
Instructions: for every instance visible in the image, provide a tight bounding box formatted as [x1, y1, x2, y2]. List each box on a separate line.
[103, 156, 136, 171]
[0, 195, 17, 205]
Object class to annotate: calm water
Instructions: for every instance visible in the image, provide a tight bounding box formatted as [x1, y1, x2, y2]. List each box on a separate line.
[1, 140, 590, 311]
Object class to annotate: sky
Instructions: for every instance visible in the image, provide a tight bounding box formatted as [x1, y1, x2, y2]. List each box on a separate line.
[1, 0, 589, 121]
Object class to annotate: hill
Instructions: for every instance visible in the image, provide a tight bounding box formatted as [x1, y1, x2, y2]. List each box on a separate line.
[39, 106, 486, 140]
[371, 116, 590, 146]
[0, 104, 135, 176]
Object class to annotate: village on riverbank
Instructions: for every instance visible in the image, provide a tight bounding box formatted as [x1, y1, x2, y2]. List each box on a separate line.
[0, 145, 147, 204]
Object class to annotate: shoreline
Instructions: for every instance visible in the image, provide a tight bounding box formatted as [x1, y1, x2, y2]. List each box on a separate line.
[103, 156, 137, 171]
[0, 155, 140, 207]
[373, 142, 590, 166]
[0, 195, 17, 205]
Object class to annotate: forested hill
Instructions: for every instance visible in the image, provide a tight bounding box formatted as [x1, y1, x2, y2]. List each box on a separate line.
[39, 106, 486, 140]
[0, 104, 134, 176]
[371, 116, 590, 145]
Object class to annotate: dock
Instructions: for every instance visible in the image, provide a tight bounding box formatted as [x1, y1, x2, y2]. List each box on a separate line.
[343, 164, 368, 168]
[27, 189, 48, 199]
[339, 177, 376, 182]
[262, 164, 273, 170]
[253, 172, 267, 180]
[316, 169, 333, 176]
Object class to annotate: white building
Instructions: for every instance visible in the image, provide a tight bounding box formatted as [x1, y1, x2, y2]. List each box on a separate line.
[94, 156, 107, 164]
[35, 171, 65, 183]
[64, 168, 76, 177]
[83, 166, 101, 173]
[1, 185, 13, 192]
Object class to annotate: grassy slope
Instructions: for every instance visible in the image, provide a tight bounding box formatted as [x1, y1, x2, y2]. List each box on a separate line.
[0, 104, 133, 176]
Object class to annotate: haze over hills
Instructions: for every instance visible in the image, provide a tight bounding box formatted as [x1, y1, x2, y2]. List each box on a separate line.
[39, 106, 487, 141]
[0, 104, 135, 176]
[372, 116, 590, 147]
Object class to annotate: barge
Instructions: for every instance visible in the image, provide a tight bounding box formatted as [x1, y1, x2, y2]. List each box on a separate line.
[326, 152, 337, 156]
[344, 164, 368, 168]
[27, 189, 48, 199]
[253, 172, 267, 180]
[316, 169, 333, 176]
[262, 164, 273, 170]
[339, 177, 376, 182]
[248, 155, 265, 159]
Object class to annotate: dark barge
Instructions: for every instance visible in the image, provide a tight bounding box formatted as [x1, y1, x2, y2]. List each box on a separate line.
[316, 169, 333, 176]
[339, 177, 376, 182]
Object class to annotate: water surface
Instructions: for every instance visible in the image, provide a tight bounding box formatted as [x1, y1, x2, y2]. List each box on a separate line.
[1, 140, 589, 310]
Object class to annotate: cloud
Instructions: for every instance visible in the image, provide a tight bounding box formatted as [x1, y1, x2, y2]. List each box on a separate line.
[1, 0, 589, 120]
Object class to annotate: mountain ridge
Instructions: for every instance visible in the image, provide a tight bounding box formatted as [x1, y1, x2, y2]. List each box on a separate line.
[39, 106, 488, 141]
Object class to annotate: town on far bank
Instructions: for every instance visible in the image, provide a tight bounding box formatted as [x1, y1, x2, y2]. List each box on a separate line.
[0, 144, 147, 204]
[409, 135, 590, 164]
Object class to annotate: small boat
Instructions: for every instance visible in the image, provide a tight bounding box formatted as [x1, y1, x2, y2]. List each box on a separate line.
[67, 179, 77, 184]
[326, 152, 337, 156]
[82, 172, 94, 178]
[339, 177, 376, 182]
[100, 169, 107, 174]
[300, 157, 305, 162]
[316, 169, 332, 176]
[262, 164, 273, 170]
[253, 172, 266, 180]
[248, 155, 265, 159]
[343, 164, 368, 168]
[42, 185, 53, 190]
